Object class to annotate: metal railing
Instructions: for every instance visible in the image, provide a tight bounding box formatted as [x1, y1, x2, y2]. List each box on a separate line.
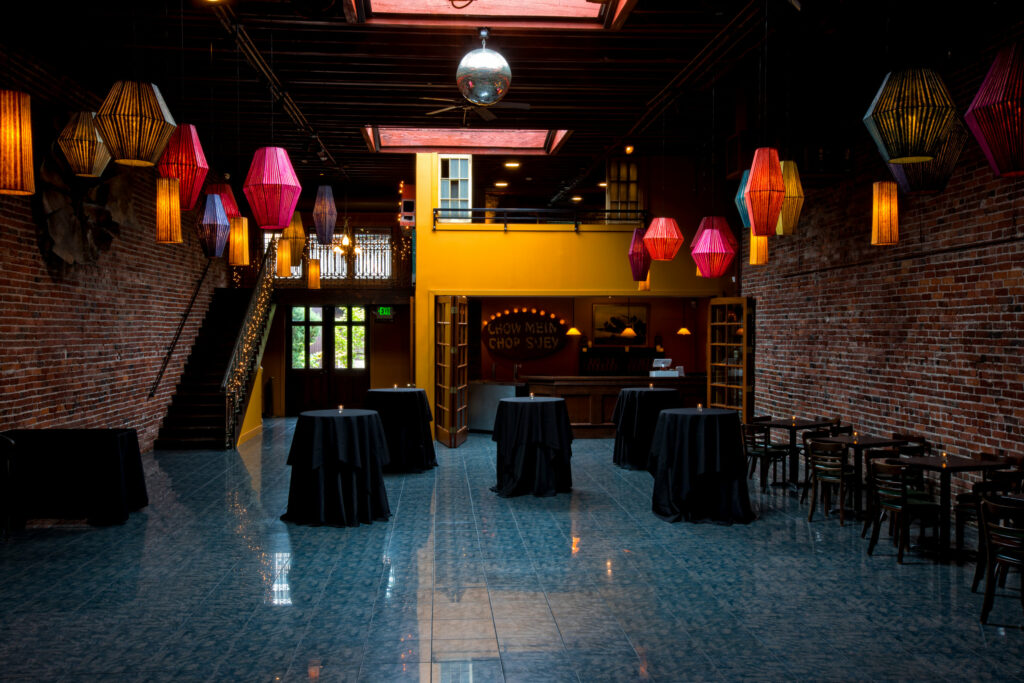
[221, 238, 278, 448]
[149, 260, 211, 399]
[273, 229, 413, 289]
[432, 207, 647, 231]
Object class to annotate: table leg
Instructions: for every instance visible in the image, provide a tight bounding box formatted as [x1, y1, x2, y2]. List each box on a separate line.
[939, 469, 951, 558]
[853, 447, 863, 519]
[789, 429, 799, 485]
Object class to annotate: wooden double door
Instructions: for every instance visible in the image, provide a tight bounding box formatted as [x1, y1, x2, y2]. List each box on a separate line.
[285, 304, 370, 414]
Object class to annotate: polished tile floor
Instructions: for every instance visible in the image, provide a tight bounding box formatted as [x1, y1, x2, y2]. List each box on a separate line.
[1, 419, 1022, 682]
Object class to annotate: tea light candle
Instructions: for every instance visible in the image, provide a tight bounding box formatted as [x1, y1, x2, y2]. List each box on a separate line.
[337, 404, 344, 413]
[697, 403, 703, 411]
[529, 392, 535, 399]
[648, 383, 653, 389]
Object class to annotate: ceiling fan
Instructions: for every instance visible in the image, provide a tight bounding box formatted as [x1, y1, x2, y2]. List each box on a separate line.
[421, 98, 531, 124]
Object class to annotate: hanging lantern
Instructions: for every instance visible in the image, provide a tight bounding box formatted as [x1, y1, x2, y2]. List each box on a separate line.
[205, 182, 241, 219]
[733, 169, 751, 228]
[197, 193, 229, 258]
[307, 259, 321, 289]
[57, 112, 110, 178]
[749, 227, 768, 265]
[155, 177, 182, 244]
[313, 185, 338, 245]
[691, 217, 737, 278]
[775, 161, 804, 235]
[228, 217, 249, 266]
[642, 217, 684, 261]
[744, 147, 785, 236]
[871, 181, 899, 246]
[243, 146, 301, 229]
[282, 212, 306, 268]
[888, 116, 968, 193]
[156, 124, 208, 210]
[965, 43, 1024, 177]
[94, 81, 176, 167]
[0, 90, 34, 195]
[275, 236, 292, 277]
[863, 68, 957, 164]
[627, 227, 652, 281]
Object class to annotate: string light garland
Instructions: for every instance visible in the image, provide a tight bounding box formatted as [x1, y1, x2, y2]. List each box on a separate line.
[57, 111, 110, 178]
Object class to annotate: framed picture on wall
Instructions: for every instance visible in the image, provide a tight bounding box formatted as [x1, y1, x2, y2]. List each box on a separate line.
[592, 303, 648, 345]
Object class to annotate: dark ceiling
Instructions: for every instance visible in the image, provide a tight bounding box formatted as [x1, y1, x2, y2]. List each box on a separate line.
[3, 0, 1022, 210]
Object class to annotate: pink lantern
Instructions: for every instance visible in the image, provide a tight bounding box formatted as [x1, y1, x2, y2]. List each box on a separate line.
[691, 217, 737, 278]
[243, 146, 302, 229]
[205, 182, 241, 219]
[627, 227, 651, 281]
[744, 147, 785, 236]
[642, 217, 684, 260]
[965, 42, 1024, 177]
[156, 124, 208, 211]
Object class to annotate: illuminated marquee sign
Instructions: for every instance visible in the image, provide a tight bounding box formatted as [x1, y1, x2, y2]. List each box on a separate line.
[481, 308, 568, 360]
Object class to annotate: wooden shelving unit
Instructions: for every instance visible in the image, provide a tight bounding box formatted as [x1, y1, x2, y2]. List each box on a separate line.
[707, 297, 754, 422]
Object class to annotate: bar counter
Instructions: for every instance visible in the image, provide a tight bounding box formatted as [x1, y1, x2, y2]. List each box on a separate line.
[522, 374, 706, 438]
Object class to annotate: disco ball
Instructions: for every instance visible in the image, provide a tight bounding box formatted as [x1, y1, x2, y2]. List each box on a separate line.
[456, 47, 511, 106]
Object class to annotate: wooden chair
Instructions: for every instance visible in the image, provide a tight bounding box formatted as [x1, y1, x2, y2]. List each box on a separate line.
[959, 468, 1024, 569]
[799, 429, 832, 503]
[978, 497, 1024, 624]
[865, 460, 940, 563]
[742, 423, 789, 492]
[807, 441, 854, 525]
[829, 419, 853, 436]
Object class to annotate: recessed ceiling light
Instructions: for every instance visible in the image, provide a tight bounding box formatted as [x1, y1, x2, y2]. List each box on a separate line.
[494, 181, 508, 187]
[598, 181, 607, 188]
[504, 161, 520, 168]
[571, 195, 583, 202]
[624, 145, 634, 155]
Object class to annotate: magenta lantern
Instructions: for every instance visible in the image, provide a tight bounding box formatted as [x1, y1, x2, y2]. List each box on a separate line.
[627, 227, 651, 281]
[691, 216, 737, 278]
[243, 146, 302, 229]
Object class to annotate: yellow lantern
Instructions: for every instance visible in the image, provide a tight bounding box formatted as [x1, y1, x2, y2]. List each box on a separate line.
[155, 177, 182, 244]
[228, 217, 249, 266]
[871, 181, 899, 245]
[749, 227, 768, 265]
[0, 90, 34, 195]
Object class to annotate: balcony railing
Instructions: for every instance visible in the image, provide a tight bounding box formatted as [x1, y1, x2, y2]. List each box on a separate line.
[269, 228, 413, 289]
[432, 207, 647, 232]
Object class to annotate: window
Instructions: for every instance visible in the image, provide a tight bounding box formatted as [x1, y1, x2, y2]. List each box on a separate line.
[606, 158, 640, 220]
[290, 306, 324, 369]
[439, 154, 471, 221]
[334, 305, 366, 370]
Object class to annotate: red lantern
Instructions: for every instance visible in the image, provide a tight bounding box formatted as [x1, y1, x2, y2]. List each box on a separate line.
[156, 124, 208, 211]
[744, 147, 785, 236]
[642, 217, 684, 261]
[966, 42, 1024, 177]
[690, 217, 737, 278]
[627, 227, 651, 281]
[243, 146, 302, 229]
[205, 182, 241, 219]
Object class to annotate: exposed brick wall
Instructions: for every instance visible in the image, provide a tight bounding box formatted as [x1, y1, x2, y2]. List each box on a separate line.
[740, 71, 1024, 495]
[0, 173, 228, 452]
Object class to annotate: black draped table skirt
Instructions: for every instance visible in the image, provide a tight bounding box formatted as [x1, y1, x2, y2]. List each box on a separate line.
[491, 397, 573, 497]
[281, 409, 391, 527]
[649, 408, 754, 523]
[364, 388, 437, 473]
[611, 387, 681, 472]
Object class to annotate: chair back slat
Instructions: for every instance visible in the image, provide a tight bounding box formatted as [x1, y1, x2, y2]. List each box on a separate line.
[809, 441, 846, 483]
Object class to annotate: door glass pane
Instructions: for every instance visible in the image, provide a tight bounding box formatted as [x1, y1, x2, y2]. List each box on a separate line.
[335, 307, 348, 322]
[352, 325, 366, 369]
[309, 325, 323, 369]
[352, 306, 365, 322]
[291, 307, 305, 322]
[309, 307, 323, 322]
[291, 327, 306, 368]
[334, 326, 349, 369]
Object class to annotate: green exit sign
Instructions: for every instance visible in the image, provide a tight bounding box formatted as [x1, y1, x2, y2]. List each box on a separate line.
[376, 306, 393, 321]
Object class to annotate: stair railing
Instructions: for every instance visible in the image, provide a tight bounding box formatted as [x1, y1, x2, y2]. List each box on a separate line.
[221, 238, 278, 448]
[149, 260, 212, 399]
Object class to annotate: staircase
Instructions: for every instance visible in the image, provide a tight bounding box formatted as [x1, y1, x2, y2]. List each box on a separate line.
[155, 288, 254, 450]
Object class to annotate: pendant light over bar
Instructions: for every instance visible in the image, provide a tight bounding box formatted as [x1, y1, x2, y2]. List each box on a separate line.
[94, 81, 176, 167]
[0, 90, 34, 195]
[57, 112, 111, 178]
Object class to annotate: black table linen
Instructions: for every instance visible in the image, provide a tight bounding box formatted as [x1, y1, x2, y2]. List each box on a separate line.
[364, 388, 437, 472]
[611, 387, 680, 471]
[281, 409, 391, 526]
[649, 408, 754, 523]
[491, 397, 573, 497]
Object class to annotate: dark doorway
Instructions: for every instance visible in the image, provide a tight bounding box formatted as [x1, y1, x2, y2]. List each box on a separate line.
[285, 304, 370, 414]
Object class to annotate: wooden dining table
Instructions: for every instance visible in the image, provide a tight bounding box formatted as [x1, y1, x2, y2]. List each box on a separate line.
[900, 454, 1011, 559]
[761, 417, 836, 486]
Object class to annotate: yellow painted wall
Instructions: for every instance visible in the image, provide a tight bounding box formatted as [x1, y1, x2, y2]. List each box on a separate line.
[236, 367, 263, 446]
[413, 152, 725, 410]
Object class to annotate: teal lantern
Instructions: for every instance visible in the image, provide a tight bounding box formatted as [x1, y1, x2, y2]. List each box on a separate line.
[733, 169, 751, 228]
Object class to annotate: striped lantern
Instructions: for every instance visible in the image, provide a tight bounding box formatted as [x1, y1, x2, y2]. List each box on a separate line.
[197, 193, 229, 258]
[57, 112, 111, 178]
[157, 124, 208, 210]
[733, 169, 751, 228]
[691, 216, 737, 278]
[965, 42, 1024, 177]
[627, 227, 651, 281]
[749, 227, 768, 265]
[205, 182, 241, 219]
[94, 81, 176, 167]
[243, 146, 302, 229]
[0, 90, 34, 195]
[887, 116, 968, 193]
[744, 147, 785, 237]
[228, 217, 250, 266]
[313, 185, 338, 245]
[863, 68, 957, 164]
[775, 161, 804, 235]
[275, 236, 292, 277]
[642, 217, 684, 260]
[155, 177, 182, 244]
[282, 212, 306, 268]
[871, 181, 899, 246]
[307, 259, 321, 289]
